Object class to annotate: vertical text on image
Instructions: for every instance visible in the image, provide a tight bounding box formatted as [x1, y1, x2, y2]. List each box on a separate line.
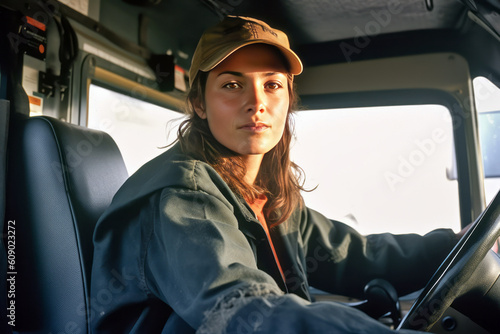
[6, 220, 16, 327]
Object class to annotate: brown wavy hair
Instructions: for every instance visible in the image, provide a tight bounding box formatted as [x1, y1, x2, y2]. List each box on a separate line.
[177, 70, 306, 227]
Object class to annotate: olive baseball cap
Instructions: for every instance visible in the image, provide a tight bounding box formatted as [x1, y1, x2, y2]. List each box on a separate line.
[189, 15, 303, 86]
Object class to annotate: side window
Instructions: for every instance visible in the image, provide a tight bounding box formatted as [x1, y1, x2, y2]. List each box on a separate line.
[474, 76, 500, 253]
[473, 77, 500, 204]
[291, 105, 460, 235]
[87, 84, 186, 174]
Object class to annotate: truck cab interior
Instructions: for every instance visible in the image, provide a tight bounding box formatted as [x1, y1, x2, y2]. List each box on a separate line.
[1, 0, 500, 333]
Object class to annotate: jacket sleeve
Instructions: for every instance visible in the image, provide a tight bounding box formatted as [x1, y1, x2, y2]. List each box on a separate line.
[145, 188, 427, 334]
[299, 207, 458, 298]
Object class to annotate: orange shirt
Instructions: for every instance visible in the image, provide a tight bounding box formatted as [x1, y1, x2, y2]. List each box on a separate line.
[248, 195, 285, 281]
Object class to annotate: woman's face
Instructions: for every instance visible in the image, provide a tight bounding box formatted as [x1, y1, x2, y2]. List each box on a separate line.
[196, 44, 290, 159]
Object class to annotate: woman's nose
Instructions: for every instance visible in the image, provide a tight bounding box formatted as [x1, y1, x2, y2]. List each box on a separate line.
[244, 85, 266, 113]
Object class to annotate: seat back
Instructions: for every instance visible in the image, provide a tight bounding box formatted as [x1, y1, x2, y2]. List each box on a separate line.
[6, 115, 128, 333]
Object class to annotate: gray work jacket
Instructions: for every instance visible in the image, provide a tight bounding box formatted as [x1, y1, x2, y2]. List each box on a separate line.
[91, 143, 457, 333]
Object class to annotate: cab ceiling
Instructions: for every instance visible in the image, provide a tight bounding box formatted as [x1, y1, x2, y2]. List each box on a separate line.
[101, 0, 468, 69]
[212, 0, 467, 44]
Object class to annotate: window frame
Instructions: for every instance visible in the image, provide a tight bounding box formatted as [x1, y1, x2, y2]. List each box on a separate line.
[296, 52, 485, 228]
[71, 50, 184, 127]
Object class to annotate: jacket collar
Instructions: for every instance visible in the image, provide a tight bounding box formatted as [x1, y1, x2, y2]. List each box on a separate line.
[99, 142, 266, 241]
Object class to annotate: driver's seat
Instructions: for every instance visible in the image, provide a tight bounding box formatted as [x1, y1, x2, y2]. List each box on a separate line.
[6, 115, 128, 333]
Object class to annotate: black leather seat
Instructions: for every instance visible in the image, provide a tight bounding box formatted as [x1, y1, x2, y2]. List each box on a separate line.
[6, 115, 128, 333]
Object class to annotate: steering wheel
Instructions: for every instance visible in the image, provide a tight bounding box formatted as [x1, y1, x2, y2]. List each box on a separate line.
[397, 190, 500, 332]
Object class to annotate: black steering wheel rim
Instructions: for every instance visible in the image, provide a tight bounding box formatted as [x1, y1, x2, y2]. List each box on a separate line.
[397, 190, 500, 331]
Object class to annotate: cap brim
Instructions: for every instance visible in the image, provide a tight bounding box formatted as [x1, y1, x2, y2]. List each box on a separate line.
[199, 40, 303, 76]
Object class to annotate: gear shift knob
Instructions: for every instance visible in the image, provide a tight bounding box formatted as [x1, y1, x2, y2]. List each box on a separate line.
[363, 278, 402, 326]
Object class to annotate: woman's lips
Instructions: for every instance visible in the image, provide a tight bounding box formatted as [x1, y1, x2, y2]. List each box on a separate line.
[239, 123, 270, 132]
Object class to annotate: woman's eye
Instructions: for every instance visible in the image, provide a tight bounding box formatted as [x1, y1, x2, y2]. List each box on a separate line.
[223, 82, 241, 89]
[266, 82, 283, 90]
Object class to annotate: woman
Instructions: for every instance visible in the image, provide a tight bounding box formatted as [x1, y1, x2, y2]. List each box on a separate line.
[91, 16, 460, 333]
